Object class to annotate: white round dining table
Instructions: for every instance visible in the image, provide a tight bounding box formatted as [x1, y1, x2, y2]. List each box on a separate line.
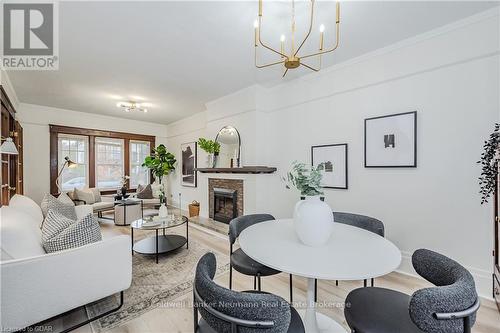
[238, 219, 401, 333]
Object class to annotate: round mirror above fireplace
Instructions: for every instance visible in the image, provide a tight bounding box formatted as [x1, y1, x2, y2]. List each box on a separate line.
[215, 126, 241, 168]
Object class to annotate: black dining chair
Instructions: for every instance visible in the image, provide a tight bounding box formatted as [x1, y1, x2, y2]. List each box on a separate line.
[228, 214, 294, 301]
[193, 252, 305, 333]
[344, 248, 480, 333]
[315, 212, 385, 301]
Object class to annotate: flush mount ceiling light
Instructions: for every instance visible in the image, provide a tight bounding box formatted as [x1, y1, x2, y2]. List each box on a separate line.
[254, 0, 340, 77]
[116, 101, 148, 113]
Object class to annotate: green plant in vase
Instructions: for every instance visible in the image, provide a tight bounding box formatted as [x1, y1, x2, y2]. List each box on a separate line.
[198, 138, 220, 168]
[142, 144, 176, 202]
[282, 161, 333, 247]
[282, 161, 325, 197]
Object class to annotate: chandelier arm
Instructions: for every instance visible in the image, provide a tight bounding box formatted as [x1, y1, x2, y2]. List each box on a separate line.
[301, 10, 340, 60]
[301, 62, 320, 72]
[258, 14, 288, 58]
[282, 68, 289, 77]
[293, 0, 315, 57]
[255, 45, 286, 68]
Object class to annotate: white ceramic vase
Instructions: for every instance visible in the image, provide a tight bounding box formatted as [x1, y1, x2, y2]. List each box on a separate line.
[206, 154, 214, 168]
[158, 203, 168, 218]
[293, 196, 334, 247]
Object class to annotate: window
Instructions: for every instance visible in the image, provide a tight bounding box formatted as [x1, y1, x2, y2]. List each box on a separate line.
[95, 137, 124, 189]
[130, 140, 150, 188]
[58, 134, 88, 191]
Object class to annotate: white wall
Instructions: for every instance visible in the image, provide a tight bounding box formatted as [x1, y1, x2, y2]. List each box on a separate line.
[166, 8, 500, 298]
[17, 103, 168, 204]
[0, 70, 20, 110]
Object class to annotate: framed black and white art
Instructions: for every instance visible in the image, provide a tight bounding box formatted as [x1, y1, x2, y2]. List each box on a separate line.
[311, 143, 348, 189]
[181, 142, 197, 187]
[364, 111, 417, 168]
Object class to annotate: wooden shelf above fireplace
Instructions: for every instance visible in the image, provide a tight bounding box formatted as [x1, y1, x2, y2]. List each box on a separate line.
[195, 166, 277, 174]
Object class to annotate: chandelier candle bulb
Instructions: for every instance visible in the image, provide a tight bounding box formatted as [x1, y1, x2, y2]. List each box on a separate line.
[336, 1, 340, 23]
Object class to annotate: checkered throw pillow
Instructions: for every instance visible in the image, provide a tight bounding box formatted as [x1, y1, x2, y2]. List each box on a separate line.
[42, 211, 102, 253]
[40, 193, 77, 220]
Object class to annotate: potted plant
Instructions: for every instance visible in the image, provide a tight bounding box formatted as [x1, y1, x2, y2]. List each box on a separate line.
[282, 161, 333, 247]
[478, 123, 500, 204]
[142, 144, 176, 204]
[198, 138, 220, 168]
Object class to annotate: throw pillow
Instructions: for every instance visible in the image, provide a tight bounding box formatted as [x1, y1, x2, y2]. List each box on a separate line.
[42, 212, 101, 253]
[40, 193, 77, 220]
[137, 184, 153, 199]
[58, 192, 75, 205]
[74, 188, 96, 205]
[41, 210, 74, 242]
[90, 188, 102, 203]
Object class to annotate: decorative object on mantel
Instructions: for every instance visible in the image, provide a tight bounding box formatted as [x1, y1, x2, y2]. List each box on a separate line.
[195, 166, 276, 174]
[181, 142, 197, 187]
[311, 143, 348, 189]
[365, 111, 417, 168]
[215, 126, 241, 168]
[478, 123, 500, 204]
[198, 138, 220, 168]
[142, 144, 176, 194]
[254, 0, 341, 77]
[283, 161, 333, 247]
[120, 176, 130, 197]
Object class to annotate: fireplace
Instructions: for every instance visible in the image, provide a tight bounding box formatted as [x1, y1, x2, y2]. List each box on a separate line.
[209, 178, 244, 224]
[213, 188, 237, 223]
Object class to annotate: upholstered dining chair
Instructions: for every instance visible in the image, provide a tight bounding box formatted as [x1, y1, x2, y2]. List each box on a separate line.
[229, 214, 294, 301]
[193, 252, 305, 333]
[314, 212, 385, 301]
[344, 249, 480, 333]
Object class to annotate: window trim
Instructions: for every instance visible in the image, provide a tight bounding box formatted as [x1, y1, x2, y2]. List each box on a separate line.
[50, 125, 155, 194]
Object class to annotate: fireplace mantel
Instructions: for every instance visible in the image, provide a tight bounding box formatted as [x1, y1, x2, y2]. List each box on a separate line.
[195, 166, 276, 174]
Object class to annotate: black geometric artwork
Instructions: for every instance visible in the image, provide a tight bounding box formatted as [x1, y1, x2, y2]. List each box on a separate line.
[384, 134, 395, 148]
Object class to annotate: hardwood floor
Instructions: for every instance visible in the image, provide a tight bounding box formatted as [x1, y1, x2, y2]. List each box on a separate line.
[74, 220, 500, 333]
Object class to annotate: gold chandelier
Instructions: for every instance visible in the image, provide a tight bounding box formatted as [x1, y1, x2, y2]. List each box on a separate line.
[254, 0, 340, 77]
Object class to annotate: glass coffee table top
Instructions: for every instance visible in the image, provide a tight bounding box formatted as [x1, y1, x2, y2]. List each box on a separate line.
[131, 215, 188, 230]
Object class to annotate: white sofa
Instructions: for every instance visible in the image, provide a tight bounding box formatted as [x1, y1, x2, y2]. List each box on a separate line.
[0, 195, 132, 331]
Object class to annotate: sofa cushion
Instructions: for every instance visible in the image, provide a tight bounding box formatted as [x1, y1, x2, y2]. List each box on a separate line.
[0, 207, 45, 259]
[137, 184, 153, 199]
[74, 188, 96, 205]
[40, 194, 77, 224]
[90, 188, 102, 203]
[42, 212, 102, 253]
[8, 194, 43, 223]
[92, 201, 114, 211]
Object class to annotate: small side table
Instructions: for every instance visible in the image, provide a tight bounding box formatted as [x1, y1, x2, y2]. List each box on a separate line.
[130, 216, 188, 263]
[114, 200, 143, 226]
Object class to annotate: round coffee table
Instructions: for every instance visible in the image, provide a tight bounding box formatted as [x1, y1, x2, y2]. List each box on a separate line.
[130, 216, 188, 264]
[239, 219, 401, 333]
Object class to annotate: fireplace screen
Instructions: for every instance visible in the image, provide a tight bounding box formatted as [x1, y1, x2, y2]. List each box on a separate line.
[213, 187, 237, 223]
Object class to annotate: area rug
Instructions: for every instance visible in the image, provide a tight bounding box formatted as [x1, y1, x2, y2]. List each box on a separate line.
[87, 240, 229, 332]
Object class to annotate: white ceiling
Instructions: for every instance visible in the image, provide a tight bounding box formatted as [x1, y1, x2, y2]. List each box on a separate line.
[6, 1, 498, 124]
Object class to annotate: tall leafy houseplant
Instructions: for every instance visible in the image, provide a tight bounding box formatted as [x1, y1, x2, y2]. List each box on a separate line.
[142, 144, 176, 186]
[198, 138, 220, 168]
[478, 123, 500, 204]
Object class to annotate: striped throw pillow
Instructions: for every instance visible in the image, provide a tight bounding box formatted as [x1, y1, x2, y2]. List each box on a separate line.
[42, 212, 102, 253]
